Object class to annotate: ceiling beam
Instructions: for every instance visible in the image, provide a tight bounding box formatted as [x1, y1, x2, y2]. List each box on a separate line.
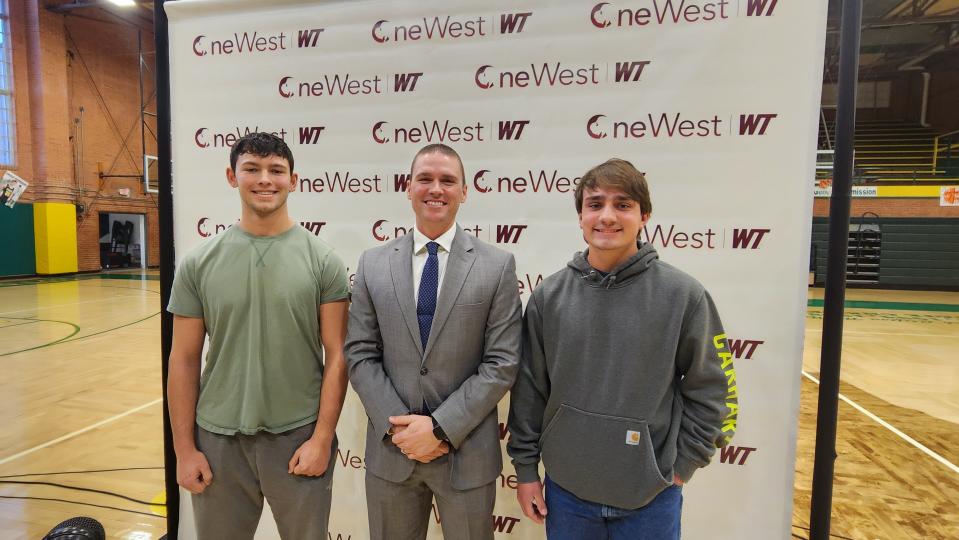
[827, 14, 959, 31]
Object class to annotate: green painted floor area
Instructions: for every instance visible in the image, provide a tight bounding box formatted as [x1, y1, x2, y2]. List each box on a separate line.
[0, 272, 160, 288]
[806, 298, 959, 313]
[99, 273, 161, 281]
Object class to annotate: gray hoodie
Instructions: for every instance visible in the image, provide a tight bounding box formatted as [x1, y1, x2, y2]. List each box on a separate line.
[507, 242, 738, 510]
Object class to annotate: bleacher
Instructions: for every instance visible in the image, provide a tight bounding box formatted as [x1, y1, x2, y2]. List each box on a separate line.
[818, 120, 959, 184]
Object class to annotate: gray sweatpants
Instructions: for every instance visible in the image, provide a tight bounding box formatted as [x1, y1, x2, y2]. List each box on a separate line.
[193, 422, 335, 540]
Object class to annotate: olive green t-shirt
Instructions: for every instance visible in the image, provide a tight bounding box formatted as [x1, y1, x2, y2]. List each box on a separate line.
[167, 224, 350, 435]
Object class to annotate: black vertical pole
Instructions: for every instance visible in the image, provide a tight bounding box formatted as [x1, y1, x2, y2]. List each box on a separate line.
[138, 29, 146, 193]
[809, 0, 861, 538]
[154, 0, 178, 537]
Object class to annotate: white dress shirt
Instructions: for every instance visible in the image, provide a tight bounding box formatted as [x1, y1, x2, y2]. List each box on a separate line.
[412, 224, 456, 304]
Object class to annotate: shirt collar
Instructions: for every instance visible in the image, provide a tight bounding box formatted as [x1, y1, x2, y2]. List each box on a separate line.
[413, 224, 456, 255]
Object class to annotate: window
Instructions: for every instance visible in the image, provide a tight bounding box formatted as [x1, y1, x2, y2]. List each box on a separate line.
[0, 0, 15, 167]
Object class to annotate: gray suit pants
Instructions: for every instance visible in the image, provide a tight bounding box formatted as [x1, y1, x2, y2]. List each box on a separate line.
[365, 454, 495, 540]
[193, 423, 335, 540]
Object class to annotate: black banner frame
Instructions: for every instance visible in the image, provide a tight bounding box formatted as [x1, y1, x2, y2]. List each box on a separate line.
[155, 0, 179, 537]
[152, 2, 856, 538]
[809, 0, 861, 538]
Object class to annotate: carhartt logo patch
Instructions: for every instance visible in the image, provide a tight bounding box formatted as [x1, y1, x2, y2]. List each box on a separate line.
[626, 430, 641, 445]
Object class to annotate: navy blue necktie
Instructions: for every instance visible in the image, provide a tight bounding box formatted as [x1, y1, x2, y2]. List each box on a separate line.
[416, 241, 440, 349]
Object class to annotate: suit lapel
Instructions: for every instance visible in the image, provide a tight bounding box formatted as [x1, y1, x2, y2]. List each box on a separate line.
[390, 234, 424, 357]
[423, 227, 476, 361]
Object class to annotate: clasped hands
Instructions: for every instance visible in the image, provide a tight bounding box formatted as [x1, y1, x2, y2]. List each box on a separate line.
[389, 414, 450, 463]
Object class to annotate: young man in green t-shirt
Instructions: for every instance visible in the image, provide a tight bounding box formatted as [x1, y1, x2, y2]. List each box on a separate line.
[167, 133, 350, 538]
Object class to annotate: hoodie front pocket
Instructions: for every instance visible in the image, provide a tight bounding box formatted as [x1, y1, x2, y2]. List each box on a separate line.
[540, 404, 670, 510]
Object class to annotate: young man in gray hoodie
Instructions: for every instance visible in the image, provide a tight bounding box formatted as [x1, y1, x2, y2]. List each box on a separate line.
[507, 158, 738, 539]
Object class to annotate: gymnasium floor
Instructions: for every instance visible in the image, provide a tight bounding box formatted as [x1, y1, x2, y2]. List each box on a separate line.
[0, 271, 957, 539]
[0, 271, 165, 539]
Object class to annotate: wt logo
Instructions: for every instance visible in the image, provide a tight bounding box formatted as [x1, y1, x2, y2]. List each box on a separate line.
[298, 126, 325, 145]
[429, 503, 520, 533]
[727, 339, 764, 359]
[614, 61, 651, 82]
[498, 120, 530, 141]
[746, 0, 778, 16]
[496, 224, 528, 244]
[393, 72, 423, 92]
[500, 12, 532, 33]
[739, 113, 778, 135]
[492, 515, 521, 533]
[731, 228, 771, 249]
[393, 173, 411, 192]
[297, 28, 324, 48]
[300, 221, 327, 235]
[719, 445, 757, 465]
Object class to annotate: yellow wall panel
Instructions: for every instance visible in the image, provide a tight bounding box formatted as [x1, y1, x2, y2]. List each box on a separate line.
[33, 203, 78, 274]
[875, 185, 941, 198]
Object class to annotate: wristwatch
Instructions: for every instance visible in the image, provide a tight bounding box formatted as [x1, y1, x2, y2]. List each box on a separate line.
[431, 416, 450, 442]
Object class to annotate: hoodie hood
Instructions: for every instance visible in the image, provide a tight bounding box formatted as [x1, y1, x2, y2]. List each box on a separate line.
[568, 241, 659, 288]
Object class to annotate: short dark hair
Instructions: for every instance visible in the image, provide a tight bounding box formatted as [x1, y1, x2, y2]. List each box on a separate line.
[410, 143, 465, 182]
[574, 158, 652, 216]
[229, 132, 295, 172]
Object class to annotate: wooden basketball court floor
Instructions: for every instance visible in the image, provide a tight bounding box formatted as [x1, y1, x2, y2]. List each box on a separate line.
[0, 271, 957, 539]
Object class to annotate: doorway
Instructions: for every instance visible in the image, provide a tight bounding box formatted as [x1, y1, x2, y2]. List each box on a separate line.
[98, 212, 147, 269]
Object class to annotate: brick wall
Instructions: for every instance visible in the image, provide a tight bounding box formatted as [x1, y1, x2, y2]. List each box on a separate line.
[821, 73, 923, 124]
[926, 52, 959, 135]
[813, 197, 959, 218]
[820, 48, 959, 135]
[3, 3, 158, 271]
[7, 2, 34, 180]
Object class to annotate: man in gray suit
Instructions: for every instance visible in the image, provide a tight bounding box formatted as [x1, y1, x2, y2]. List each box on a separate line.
[346, 143, 522, 540]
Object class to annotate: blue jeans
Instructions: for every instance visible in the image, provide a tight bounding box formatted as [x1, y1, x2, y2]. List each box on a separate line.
[544, 476, 682, 540]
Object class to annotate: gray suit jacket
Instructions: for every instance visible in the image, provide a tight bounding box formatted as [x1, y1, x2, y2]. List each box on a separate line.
[345, 227, 522, 490]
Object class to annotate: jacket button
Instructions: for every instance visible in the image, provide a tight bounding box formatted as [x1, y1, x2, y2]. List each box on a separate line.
[420, 367, 429, 375]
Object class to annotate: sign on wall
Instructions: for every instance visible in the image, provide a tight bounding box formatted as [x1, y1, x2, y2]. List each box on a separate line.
[0, 171, 28, 208]
[167, 1, 828, 538]
[941, 186, 959, 206]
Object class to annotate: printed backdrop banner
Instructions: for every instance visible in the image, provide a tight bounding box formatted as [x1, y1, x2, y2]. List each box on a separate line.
[166, 1, 828, 538]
